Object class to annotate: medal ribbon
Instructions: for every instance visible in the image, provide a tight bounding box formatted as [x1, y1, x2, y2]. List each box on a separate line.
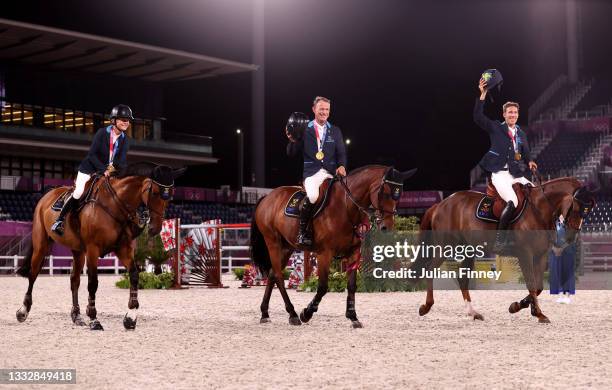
[314, 123, 326, 152]
[507, 128, 518, 152]
[109, 131, 119, 164]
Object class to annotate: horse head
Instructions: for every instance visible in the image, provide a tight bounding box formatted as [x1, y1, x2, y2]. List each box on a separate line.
[540, 178, 597, 245]
[349, 165, 417, 231]
[135, 164, 187, 236]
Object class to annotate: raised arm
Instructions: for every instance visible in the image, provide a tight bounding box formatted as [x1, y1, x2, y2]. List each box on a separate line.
[473, 78, 498, 134]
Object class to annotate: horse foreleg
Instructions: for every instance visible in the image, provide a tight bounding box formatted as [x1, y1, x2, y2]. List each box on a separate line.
[122, 262, 139, 330]
[300, 254, 330, 324]
[259, 269, 276, 323]
[345, 264, 362, 328]
[70, 251, 86, 326]
[85, 247, 103, 330]
[418, 278, 434, 316]
[528, 252, 550, 323]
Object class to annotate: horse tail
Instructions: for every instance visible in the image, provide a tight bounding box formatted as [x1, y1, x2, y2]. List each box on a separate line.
[250, 197, 271, 273]
[16, 235, 34, 278]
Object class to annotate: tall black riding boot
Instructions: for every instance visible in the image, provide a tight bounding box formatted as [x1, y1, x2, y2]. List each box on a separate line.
[297, 198, 315, 247]
[51, 196, 77, 236]
[493, 201, 516, 253]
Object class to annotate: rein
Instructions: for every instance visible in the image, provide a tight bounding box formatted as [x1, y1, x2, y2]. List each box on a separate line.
[336, 169, 400, 228]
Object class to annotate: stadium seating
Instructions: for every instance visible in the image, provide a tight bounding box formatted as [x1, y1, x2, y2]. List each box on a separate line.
[535, 131, 600, 176]
[583, 195, 612, 232]
[0, 191, 254, 224]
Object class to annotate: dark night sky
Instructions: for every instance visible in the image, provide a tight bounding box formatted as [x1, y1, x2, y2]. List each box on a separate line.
[3, 0, 612, 191]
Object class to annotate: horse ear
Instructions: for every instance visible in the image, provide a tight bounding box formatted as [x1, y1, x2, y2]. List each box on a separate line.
[401, 168, 417, 181]
[172, 167, 187, 179]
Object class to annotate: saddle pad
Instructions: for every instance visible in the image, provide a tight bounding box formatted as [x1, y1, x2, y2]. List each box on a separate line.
[284, 191, 306, 218]
[283, 180, 335, 219]
[475, 195, 527, 224]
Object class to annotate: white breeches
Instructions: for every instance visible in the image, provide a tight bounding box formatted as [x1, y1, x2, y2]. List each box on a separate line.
[491, 170, 533, 206]
[73, 171, 91, 199]
[304, 169, 333, 203]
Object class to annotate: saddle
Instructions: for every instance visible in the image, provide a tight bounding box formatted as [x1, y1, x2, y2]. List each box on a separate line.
[51, 175, 102, 213]
[475, 182, 529, 224]
[284, 178, 336, 219]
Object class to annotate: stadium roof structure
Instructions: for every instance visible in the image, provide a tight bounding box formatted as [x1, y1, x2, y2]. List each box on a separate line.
[0, 17, 258, 82]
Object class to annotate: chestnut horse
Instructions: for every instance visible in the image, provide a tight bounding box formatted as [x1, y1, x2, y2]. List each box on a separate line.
[251, 165, 416, 327]
[416, 176, 594, 323]
[15, 162, 185, 330]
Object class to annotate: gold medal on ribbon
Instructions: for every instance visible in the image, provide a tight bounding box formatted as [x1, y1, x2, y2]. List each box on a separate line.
[514, 153, 522, 161]
[316, 151, 324, 160]
[107, 164, 116, 173]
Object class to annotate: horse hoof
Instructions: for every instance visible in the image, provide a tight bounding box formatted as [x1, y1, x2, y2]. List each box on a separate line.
[72, 316, 87, 326]
[299, 309, 311, 323]
[89, 320, 104, 331]
[260, 317, 271, 324]
[508, 302, 521, 314]
[538, 317, 551, 324]
[418, 304, 431, 316]
[351, 320, 363, 328]
[473, 313, 484, 321]
[16, 308, 28, 323]
[123, 314, 137, 330]
[289, 316, 302, 326]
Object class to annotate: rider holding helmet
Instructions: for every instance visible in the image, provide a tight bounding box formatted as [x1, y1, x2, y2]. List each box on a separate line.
[286, 96, 347, 247]
[474, 73, 537, 252]
[51, 104, 133, 236]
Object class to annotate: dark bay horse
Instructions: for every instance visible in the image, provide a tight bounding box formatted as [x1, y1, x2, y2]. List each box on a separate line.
[417, 176, 594, 323]
[251, 165, 416, 327]
[16, 162, 185, 330]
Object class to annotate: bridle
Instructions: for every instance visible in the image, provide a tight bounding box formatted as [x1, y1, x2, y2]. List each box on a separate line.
[336, 167, 402, 228]
[531, 172, 595, 233]
[92, 176, 173, 233]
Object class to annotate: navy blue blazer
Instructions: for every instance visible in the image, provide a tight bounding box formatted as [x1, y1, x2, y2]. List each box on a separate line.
[473, 99, 532, 178]
[79, 126, 130, 174]
[287, 120, 347, 179]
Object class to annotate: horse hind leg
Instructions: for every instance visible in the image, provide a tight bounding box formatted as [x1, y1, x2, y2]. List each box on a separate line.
[70, 251, 86, 326]
[459, 258, 483, 321]
[259, 269, 276, 323]
[16, 229, 51, 323]
[461, 289, 484, 321]
[269, 246, 300, 325]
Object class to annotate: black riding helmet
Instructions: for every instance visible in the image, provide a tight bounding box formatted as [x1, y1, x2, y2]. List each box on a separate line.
[286, 112, 309, 140]
[110, 104, 135, 121]
[481, 69, 503, 92]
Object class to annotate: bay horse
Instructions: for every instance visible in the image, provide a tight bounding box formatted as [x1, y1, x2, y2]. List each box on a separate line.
[250, 165, 416, 327]
[416, 176, 595, 323]
[15, 162, 185, 330]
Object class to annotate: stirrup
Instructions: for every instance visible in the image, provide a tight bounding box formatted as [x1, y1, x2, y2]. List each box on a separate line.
[51, 220, 65, 236]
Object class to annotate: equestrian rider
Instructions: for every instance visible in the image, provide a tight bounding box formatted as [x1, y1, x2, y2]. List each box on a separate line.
[286, 96, 347, 247]
[51, 104, 133, 236]
[474, 78, 537, 251]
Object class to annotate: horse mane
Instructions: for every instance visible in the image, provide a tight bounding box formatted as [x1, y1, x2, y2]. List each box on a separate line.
[348, 164, 388, 177]
[117, 162, 175, 186]
[542, 176, 582, 188]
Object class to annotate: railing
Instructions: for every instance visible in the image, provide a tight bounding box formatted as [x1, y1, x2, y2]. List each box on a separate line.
[1, 98, 157, 141]
[528, 74, 568, 124]
[0, 255, 121, 275]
